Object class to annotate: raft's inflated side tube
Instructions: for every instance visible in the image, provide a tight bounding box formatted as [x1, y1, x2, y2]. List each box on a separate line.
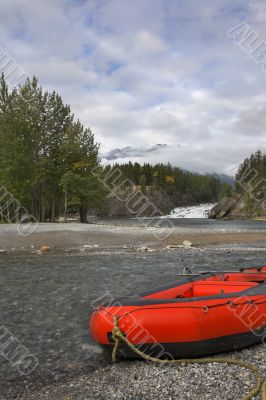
[90, 268, 266, 359]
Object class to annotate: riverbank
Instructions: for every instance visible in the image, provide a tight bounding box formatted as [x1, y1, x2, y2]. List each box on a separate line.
[21, 345, 266, 400]
[1, 221, 266, 254]
[1, 221, 266, 400]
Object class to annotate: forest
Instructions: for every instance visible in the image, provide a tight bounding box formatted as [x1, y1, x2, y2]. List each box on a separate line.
[0, 75, 102, 222]
[235, 150, 266, 211]
[103, 162, 231, 203]
[0, 75, 232, 222]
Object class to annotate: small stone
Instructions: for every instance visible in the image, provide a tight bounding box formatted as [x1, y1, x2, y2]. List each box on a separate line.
[39, 245, 51, 252]
[137, 246, 149, 252]
[183, 240, 192, 247]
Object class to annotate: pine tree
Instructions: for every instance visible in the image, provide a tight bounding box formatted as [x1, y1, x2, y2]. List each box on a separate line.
[0, 75, 104, 223]
[140, 174, 147, 194]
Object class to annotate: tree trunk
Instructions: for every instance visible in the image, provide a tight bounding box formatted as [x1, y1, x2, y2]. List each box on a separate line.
[33, 185, 41, 222]
[50, 194, 56, 222]
[64, 191, 67, 222]
[41, 197, 46, 222]
[79, 204, 88, 223]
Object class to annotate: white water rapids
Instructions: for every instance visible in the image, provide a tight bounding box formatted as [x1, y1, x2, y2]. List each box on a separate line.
[165, 203, 216, 219]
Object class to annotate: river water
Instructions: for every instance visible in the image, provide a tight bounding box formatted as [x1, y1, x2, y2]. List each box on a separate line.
[0, 219, 266, 399]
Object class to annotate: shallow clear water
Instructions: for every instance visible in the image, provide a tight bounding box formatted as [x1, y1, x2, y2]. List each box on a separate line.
[0, 219, 266, 399]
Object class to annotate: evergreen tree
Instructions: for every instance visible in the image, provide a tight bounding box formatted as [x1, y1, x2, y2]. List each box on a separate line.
[140, 174, 147, 194]
[105, 161, 229, 204]
[0, 75, 104, 223]
[235, 150, 266, 205]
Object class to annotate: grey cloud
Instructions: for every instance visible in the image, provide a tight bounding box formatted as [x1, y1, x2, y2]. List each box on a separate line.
[0, 0, 266, 173]
[232, 106, 266, 136]
[103, 144, 168, 160]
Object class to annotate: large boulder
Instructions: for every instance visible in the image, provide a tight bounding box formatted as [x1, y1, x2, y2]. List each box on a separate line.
[210, 194, 266, 219]
[209, 196, 239, 219]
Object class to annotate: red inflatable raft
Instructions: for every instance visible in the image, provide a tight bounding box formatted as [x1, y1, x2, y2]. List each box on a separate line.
[90, 266, 266, 359]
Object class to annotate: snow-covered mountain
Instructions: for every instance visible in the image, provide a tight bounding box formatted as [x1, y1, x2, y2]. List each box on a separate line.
[103, 144, 167, 160]
[165, 203, 216, 219]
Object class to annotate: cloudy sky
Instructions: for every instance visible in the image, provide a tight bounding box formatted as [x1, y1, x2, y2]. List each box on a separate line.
[1, 0, 266, 173]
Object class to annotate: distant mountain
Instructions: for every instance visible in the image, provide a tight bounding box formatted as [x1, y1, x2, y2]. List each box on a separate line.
[102, 147, 236, 188]
[209, 173, 235, 187]
[103, 144, 168, 160]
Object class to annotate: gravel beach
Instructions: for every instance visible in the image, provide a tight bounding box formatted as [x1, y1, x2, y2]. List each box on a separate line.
[1, 220, 266, 254]
[21, 345, 266, 400]
[0, 220, 266, 400]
